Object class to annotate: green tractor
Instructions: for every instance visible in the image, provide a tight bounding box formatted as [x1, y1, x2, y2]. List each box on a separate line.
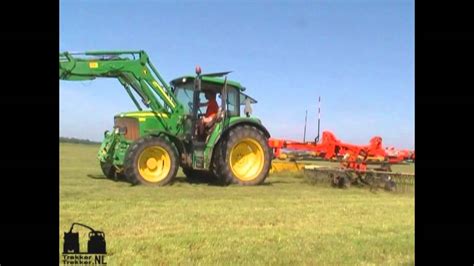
[60, 50, 272, 186]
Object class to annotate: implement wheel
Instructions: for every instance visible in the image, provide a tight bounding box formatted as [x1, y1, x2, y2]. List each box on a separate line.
[214, 125, 271, 185]
[332, 175, 351, 189]
[124, 136, 178, 186]
[383, 175, 397, 191]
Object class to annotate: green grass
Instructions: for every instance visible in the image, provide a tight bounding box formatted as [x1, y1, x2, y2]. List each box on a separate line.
[60, 143, 414, 265]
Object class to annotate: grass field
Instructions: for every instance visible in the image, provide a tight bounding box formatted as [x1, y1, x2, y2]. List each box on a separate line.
[60, 143, 414, 265]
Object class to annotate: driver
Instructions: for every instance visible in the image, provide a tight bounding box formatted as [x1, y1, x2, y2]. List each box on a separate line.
[202, 91, 219, 122]
[198, 91, 219, 136]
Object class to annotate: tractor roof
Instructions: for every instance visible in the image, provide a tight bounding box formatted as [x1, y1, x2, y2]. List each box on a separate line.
[170, 75, 258, 104]
[170, 75, 244, 91]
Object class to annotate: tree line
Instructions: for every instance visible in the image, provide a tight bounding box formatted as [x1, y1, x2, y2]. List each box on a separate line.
[59, 137, 101, 145]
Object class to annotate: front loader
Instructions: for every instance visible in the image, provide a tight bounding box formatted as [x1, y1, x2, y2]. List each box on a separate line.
[60, 50, 272, 186]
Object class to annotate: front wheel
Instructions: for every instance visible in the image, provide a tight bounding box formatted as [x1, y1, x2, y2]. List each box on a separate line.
[123, 136, 178, 186]
[213, 125, 271, 185]
[100, 161, 116, 179]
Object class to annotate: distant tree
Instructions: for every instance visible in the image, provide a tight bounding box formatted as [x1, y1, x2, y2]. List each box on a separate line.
[59, 136, 101, 145]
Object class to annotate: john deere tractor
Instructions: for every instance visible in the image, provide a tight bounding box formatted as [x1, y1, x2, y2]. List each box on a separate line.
[59, 50, 272, 186]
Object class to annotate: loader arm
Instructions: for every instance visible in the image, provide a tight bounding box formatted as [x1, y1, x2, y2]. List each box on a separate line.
[59, 50, 185, 130]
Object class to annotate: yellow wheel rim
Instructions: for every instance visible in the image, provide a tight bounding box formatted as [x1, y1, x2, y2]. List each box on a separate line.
[137, 146, 171, 183]
[229, 138, 265, 181]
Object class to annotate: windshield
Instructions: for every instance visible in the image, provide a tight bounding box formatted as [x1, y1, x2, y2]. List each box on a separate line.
[174, 81, 258, 116]
[174, 85, 221, 115]
[174, 84, 194, 114]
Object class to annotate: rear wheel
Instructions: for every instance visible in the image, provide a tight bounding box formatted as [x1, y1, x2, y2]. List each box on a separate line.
[124, 136, 178, 186]
[213, 125, 271, 185]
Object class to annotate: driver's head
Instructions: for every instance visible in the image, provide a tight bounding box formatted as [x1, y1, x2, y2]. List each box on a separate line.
[204, 91, 216, 100]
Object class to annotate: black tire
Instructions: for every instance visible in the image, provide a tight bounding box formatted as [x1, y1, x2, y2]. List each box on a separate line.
[100, 161, 115, 179]
[384, 176, 397, 191]
[213, 125, 271, 186]
[338, 176, 351, 189]
[123, 136, 178, 186]
[100, 161, 116, 179]
[100, 161, 127, 181]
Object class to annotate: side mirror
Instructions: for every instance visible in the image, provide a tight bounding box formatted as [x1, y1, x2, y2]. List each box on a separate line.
[244, 97, 252, 117]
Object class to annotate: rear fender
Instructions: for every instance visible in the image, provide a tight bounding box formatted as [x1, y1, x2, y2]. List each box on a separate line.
[215, 119, 271, 144]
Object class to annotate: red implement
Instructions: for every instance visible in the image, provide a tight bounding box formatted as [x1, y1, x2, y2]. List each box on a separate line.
[385, 146, 415, 163]
[268, 131, 410, 171]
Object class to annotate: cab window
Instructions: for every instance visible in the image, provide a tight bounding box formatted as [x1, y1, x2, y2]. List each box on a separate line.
[226, 87, 239, 117]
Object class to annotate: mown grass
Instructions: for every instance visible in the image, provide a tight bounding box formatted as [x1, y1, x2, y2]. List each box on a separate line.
[60, 143, 414, 265]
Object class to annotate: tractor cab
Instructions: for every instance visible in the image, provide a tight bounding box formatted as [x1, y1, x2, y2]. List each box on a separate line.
[170, 74, 257, 141]
[170, 75, 257, 117]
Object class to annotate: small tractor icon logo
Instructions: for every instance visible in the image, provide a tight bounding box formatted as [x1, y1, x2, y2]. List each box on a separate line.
[63, 223, 106, 254]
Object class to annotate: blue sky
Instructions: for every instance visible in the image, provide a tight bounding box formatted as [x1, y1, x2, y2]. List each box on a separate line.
[60, 0, 414, 149]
